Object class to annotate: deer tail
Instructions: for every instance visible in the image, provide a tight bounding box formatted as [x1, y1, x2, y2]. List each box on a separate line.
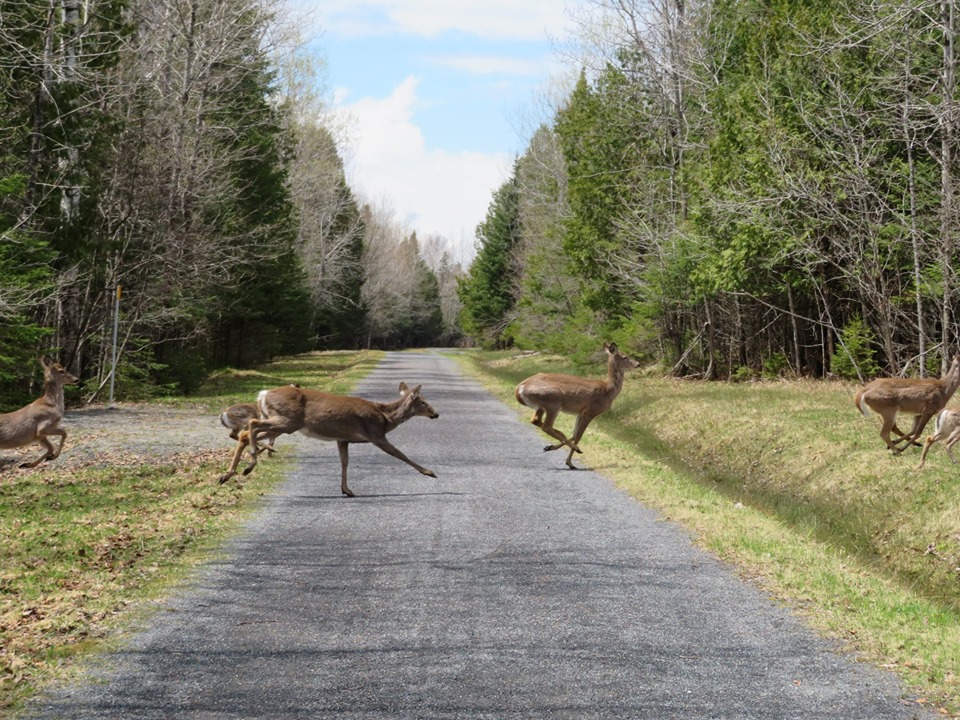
[855, 389, 870, 417]
[515, 382, 529, 408]
[935, 409, 948, 435]
[256, 389, 270, 418]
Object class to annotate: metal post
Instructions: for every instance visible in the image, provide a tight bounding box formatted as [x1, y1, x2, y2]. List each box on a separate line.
[108, 285, 121, 406]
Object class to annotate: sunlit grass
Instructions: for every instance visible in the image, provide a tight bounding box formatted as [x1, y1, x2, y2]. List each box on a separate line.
[455, 349, 960, 716]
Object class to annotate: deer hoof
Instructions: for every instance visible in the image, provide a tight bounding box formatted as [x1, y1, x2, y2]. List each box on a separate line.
[423, 469, 437, 478]
[342, 489, 355, 498]
[241, 466, 255, 476]
[218, 473, 233, 484]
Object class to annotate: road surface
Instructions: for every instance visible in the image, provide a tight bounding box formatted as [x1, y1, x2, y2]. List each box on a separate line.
[27, 351, 932, 719]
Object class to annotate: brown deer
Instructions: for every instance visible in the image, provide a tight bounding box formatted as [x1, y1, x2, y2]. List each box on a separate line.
[219, 385, 300, 456]
[0, 357, 78, 468]
[855, 355, 960, 454]
[218, 381, 439, 497]
[515, 342, 639, 469]
[219, 402, 277, 456]
[918, 406, 960, 468]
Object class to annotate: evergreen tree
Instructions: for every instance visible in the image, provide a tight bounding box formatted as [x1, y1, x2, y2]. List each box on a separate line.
[457, 165, 522, 347]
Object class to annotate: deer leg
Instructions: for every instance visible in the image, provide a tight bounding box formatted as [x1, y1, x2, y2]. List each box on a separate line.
[219, 434, 251, 483]
[919, 434, 939, 468]
[19, 437, 56, 469]
[945, 429, 960, 464]
[896, 414, 933, 452]
[564, 415, 595, 469]
[539, 409, 576, 453]
[371, 438, 436, 478]
[44, 426, 67, 459]
[879, 414, 900, 452]
[337, 441, 354, 497]
[242, 417, 299, 475]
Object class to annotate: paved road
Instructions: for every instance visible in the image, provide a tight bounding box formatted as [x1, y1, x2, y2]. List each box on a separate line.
[28, 351, 932, 719]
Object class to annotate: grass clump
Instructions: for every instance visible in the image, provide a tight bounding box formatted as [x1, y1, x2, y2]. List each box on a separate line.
[457, 349, 960, 715]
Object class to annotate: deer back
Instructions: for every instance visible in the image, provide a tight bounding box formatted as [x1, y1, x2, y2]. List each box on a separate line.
[261, 385, 388, 443]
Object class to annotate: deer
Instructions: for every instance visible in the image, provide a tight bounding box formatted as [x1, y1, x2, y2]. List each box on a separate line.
[219, 385, 300, 457]
[918, 406, 960, 468]
[219, 402, 278, 457]
[515, 342, 639, 469]
[855, 355, 960, 454]
[218, 381, 439, 497]
[0, 357, 78, 469]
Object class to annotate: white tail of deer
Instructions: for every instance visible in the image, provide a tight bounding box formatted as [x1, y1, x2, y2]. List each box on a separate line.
[0, 357, 78, 468]
[918, 406, 960, 468]
[218, 381, 439, 497]
[515, 342, 639, 469]
[855, 355, 960, 453]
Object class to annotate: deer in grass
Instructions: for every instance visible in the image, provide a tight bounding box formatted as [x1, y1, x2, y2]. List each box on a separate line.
[918, 406, 960, 468]
[855, 355, 960, 454]
[515, 342, 639, 469]
[218, 382, 439, 497]
[0, 357, 78, 468]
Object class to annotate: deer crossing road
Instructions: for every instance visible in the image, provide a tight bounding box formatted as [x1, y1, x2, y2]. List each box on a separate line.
[31, 352, 931, 719]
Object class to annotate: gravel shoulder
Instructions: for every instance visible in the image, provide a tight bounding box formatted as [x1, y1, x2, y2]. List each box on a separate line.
[0, 401, 237, 474]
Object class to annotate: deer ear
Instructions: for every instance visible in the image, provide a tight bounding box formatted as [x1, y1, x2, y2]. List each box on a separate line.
[411, 384, 422, 396]
[606, 342, 618, 354]
[39, 356, 51, 368]
[398, 382, 409, 396]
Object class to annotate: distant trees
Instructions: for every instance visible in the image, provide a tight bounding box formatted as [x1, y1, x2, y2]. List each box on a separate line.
[0, 0, 454, 404]
[459, 0, 960, 379]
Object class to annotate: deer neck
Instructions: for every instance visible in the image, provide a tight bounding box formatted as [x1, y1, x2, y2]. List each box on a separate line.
[943, 361, 960, 399]
[42, 375, 66, 414]
[378, 396, 413, 432]
[604, 362, 627, 400]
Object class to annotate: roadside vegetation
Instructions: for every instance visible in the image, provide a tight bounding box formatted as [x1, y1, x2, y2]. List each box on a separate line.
[459, 349, 960, 716]
[0, 350, 381, 716]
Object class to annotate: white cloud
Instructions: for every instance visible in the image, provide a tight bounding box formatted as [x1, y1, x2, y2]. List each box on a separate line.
[429, 54, 552, 77]
[314, 0, 575, 41]
[336, 76, 511, 261]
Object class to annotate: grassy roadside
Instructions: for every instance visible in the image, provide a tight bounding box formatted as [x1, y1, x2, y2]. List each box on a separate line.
[455, 349, 960, 716]
[0, 350, 382, 716]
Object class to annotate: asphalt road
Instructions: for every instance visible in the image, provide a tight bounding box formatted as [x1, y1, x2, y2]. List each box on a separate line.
[28, 351, 933, 719]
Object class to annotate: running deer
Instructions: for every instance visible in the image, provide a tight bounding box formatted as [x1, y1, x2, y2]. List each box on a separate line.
[219, 402, 277, 456]
[855, 355, 960, 454]
[218, 382, 439, 497]
[515, 342, 639, 469]
[0, 357, 78, 468]
[219, 384, 300, 456]
[918, 406, 960, 468]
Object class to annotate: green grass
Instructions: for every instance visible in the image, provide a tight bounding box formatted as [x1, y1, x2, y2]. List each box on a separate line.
[0, 350, 382, 715]
[456, 349, 960, 716]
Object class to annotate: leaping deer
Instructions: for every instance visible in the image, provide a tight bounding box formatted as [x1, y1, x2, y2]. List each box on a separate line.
[855, 355, 960, 454]
[515, 342, 639, 469]
[918, 406, 960, 468]
[220, 402, 278, 456]
[0, 357, 78, 468]
[218, 382, 439, 497]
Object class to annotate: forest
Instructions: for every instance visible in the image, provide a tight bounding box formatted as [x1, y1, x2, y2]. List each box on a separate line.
[2, 0, 959, 407]
[461, 0, 960, 382]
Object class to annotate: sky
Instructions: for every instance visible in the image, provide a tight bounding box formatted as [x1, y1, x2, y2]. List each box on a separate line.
[290, 1, 584, 264]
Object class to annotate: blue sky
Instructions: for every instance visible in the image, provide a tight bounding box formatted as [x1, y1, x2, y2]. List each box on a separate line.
[289, 1, 583, 263]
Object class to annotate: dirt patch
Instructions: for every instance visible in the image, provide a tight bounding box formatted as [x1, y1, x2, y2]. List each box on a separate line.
[0, 402, 237, 474]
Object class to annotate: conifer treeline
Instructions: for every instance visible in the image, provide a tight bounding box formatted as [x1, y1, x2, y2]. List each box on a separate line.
[459, 0, 960, 380]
